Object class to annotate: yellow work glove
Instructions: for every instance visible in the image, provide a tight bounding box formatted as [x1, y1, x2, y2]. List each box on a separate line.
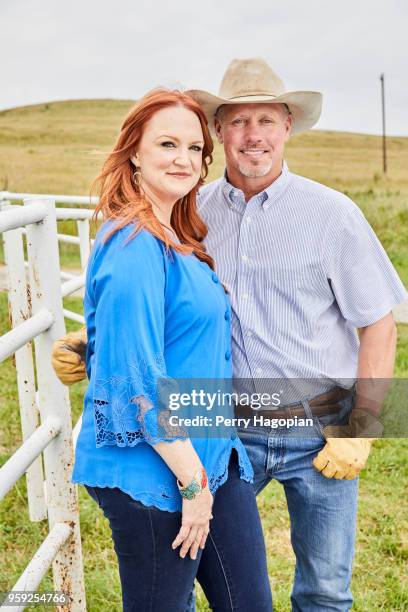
[313, 409, 383, 480]
[51, 327, 88, 385]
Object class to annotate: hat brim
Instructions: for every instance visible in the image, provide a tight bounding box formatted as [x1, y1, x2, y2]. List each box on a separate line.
[186, 89, 322, 135]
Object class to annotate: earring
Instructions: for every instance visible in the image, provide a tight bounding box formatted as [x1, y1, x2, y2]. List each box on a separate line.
[133, 167, 142, 188]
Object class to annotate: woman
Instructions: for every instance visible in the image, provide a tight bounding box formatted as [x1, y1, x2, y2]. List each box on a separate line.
[68, 89, 272, 611]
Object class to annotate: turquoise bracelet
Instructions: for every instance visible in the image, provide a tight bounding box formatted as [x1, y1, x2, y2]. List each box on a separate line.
[177, 468, 208, 500]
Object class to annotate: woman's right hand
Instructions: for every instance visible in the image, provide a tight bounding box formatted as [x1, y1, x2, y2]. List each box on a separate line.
[171, 486, 214, 560]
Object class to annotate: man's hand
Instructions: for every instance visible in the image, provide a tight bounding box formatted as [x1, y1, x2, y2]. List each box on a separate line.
[313, 408, 383, 480]
[51, 328, 88, 385]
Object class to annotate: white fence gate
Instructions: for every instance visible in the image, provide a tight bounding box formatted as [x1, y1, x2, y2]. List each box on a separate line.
[0, 193, 97, 611]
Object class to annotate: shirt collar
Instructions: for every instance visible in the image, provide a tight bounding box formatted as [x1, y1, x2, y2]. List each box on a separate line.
[221, 160, 292, 212]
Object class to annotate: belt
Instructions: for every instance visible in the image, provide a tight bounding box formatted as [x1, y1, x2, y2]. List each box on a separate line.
[235, 385, 354, 420]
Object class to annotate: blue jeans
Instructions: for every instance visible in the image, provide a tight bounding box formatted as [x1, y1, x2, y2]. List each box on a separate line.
[238, 395, 358, 612]
[85, 451, 272, 612]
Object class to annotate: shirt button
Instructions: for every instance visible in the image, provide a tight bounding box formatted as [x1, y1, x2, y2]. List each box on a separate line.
[224, 310, 230, 321]
[246, 216, 252, 223]
[241, 255, 249, 263]
[255, 368, 263, 375]
[225, 350, 231, 360]
[242, 293, 249, 301]
[246, 330, 253, 338]
[212, 273, 219, 283]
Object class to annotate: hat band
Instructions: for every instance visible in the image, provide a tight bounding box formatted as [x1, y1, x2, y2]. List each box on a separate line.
[228, 93, 279, 101]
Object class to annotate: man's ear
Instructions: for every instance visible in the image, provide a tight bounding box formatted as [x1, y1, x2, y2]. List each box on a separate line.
[214, 118, 223, 144]
[284, 113, 293, 142]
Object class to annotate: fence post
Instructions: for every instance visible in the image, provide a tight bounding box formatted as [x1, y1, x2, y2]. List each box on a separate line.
[77, 219, 91, 271]
[76, 219, 90, 299]
[23, 197, 86, 610]
[1, 201, 47, 521]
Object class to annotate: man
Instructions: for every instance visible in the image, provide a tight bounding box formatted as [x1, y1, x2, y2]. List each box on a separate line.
[52, 59, 407, 610]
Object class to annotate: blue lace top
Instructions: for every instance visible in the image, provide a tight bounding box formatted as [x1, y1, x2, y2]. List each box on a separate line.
[72, 222, 253, 511]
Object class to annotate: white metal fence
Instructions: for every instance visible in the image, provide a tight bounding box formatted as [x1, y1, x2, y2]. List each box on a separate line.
[0, 191, 99, 325]
[0, 193, 97, 611]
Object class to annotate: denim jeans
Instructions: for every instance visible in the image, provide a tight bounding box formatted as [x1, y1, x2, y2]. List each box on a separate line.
[238, 394, 358, 612]
[85, 451, 272, 612]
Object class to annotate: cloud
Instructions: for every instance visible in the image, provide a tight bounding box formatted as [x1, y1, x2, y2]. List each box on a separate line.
[1, 0, 407, 134]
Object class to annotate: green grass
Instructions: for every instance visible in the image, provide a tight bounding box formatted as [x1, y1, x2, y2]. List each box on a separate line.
[1, 294, 408, 611]
[1, 99, 408, 610]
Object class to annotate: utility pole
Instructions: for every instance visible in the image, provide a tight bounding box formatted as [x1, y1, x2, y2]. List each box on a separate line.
[380, 73, 387, 174]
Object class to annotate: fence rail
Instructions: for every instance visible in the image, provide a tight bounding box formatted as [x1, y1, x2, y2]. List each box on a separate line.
[0, 191, 98, 206]
[0, 198, 86, 610]
[1, 193, 96, 323]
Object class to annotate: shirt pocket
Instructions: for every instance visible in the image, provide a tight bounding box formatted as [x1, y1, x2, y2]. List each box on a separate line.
[262, 263, 333, 304]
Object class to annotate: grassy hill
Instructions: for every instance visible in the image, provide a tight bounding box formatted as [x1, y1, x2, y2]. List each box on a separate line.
[1, 99, 408, 194]
[1, 100, 408, 610]
[1, 99, 407, 286]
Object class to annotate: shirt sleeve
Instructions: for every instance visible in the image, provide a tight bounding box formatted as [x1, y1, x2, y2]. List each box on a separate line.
[326, 205, 408, 328]
[86, 225, 185, 447]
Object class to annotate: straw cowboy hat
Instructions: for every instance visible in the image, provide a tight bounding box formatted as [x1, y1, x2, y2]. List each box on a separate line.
[186, 58, 323, 135]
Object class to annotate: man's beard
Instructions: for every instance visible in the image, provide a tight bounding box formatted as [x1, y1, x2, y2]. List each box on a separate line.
[237, 160, 273, 178]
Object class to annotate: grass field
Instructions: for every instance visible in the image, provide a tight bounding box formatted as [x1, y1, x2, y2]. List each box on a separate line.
[0, 100, 408, 611]
[1, 99, 408, 284]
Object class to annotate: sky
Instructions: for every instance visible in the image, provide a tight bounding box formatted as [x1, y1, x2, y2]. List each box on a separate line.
[2, 0, 407, 135]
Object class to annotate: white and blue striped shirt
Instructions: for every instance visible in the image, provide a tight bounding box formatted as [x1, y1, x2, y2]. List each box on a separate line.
[197, 162, 407, 395]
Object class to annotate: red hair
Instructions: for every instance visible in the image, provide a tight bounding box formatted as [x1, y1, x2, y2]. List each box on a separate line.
[92, 89, 215, 269]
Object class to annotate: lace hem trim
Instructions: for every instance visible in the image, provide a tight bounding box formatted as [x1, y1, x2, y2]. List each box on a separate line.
[76, 480, 182, 513]
[93, 353, 186, 447]
[74, 443, 253, 512]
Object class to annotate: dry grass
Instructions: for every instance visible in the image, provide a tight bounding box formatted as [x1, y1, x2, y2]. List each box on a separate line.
[1, 98, 407, 195]
[0, 100, 407, 610]
[1, 98, 407, 284]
